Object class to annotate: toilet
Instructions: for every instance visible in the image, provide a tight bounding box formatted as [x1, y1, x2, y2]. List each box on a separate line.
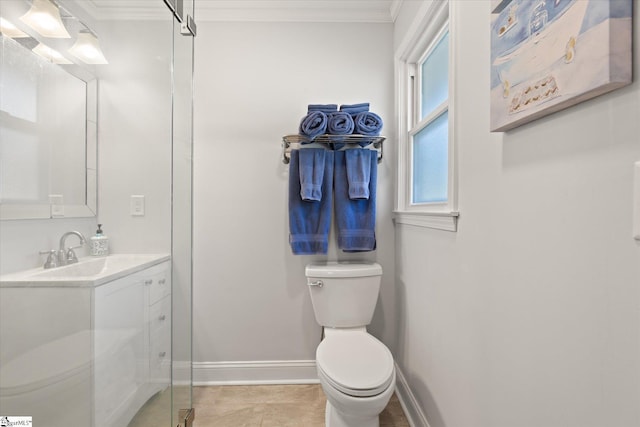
[306, 262, 395, 427]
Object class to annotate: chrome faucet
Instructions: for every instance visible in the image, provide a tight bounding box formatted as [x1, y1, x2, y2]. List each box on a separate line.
[58, 231, 87, 265]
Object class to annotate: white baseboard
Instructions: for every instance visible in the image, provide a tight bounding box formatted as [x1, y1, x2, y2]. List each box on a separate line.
[172, 360, 192, 386]
[193, 360, 320, 386]
[394, 364, 430, 427]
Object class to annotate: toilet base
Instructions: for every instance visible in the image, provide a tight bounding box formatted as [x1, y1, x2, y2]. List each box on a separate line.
[325, 400, 380, 427]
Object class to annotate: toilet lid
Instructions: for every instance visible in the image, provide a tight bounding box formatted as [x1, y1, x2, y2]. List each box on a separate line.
[316, 331, 394, 397]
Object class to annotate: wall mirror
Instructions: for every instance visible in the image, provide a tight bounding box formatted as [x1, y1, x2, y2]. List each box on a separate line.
[0, 0, 99, 220]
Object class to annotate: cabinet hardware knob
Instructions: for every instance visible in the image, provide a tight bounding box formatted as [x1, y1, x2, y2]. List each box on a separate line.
[159, 279, 166, 284]
[159, 351, 166, 358]
[145, 279, 153, 285]
[159, 314, 166, 321]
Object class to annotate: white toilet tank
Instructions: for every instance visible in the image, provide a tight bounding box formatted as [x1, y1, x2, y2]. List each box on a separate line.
[305, 263, 383, 328]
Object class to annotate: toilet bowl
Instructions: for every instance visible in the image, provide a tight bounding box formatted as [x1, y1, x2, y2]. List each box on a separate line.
[316, 328, 395, 427]
[306, 263, 395, 427]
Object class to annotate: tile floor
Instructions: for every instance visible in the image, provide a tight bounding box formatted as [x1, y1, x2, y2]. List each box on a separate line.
[129, 384, 410, 427]
[193, 385, 410, 427]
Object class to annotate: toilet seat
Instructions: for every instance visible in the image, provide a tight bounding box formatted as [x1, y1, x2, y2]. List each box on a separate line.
[316, 331, 394, 398]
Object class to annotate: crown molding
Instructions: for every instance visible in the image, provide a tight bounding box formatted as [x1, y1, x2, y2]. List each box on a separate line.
[196, 1, 394, 23]
[74, 1, 172, 21]
[389, 0, 403, 22]
[75, 0, 395, 23]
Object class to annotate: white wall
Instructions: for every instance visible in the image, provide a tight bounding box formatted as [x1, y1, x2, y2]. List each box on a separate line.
[0, 218, 96, 274]
[394, 2, 640, 427]
[193, 21, 395, 368]
[96, 20, 173, 255]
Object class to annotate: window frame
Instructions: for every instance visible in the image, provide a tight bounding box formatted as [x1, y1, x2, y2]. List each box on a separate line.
[394, 0, 458, 231]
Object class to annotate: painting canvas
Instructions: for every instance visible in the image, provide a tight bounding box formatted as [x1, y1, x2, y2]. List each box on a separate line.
[490, 0, 632, 132]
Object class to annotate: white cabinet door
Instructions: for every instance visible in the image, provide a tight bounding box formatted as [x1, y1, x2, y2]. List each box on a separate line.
[94, 275, 147, 427]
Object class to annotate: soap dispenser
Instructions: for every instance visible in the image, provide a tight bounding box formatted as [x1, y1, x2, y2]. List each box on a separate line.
[90, 224, 109, 256]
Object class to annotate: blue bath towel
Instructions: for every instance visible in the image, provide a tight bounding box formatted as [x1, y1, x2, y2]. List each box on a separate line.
[308, 104, 338, 114]
[289, 149, 334, 255]
[354, 111, 383, 136]
[345, 149, 372, 200]
[334, 150, 377, 252]
[340, 103, 370, 117]
[327, 111, 354, 136]
[299, 149, 326, 202]
[299, 111, 328, 140]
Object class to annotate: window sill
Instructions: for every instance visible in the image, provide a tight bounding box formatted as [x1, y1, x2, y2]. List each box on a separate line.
[393, 210, 459, 231]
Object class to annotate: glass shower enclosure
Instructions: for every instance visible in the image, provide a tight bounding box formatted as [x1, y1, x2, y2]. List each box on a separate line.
[0, 0, 195, 426]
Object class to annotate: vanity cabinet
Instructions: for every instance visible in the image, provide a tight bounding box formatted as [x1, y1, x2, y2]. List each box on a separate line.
[0, 255, 171, 427]
[94, 260, 171, 427]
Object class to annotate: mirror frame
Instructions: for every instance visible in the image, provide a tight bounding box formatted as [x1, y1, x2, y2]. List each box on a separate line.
[0, 75, 97, 220]
[0, 13, 98, 221]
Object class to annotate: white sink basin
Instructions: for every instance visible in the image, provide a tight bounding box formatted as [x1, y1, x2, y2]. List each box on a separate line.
[31, 257, 109, 278]
[0, 254, 170, 287]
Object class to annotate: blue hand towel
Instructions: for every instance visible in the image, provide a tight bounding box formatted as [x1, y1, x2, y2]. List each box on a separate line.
[345, 149, 372, 200]
[354, 111, 383, 136]
[308, 104, 338, 114]
[299, 149, 326, 202]
[289, 149, 334, 255]
[327, 112, 354, 135]
[340, 103, 370, 117]
[334, 150, 377, 252]
[299, 111, 328, 140]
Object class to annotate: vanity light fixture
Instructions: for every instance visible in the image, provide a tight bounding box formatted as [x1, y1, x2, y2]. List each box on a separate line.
[20, 0, 71, 39]
[0, 17, 29, 38]
[32, 42, 72, 64]
[68, 30, 108, 64]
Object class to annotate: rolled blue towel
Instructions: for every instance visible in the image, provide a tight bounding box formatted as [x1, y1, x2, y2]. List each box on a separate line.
[299, 111, 328, 140]
[340, 103, 370, 117]
[327, 112, 354, 136]
[308, 104, 338, 114]
[354, 111, 383, 136]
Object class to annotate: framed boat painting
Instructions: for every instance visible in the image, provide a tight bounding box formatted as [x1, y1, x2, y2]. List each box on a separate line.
[490, 0, 632, 132]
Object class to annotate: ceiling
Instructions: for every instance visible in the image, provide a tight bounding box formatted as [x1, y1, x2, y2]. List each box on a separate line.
[75, 0, 400, 23]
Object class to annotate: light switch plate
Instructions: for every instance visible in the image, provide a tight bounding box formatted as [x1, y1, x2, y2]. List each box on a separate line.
[49, 194, 64, 217]
[634, 162, 640, 240]
[131, 195, 145, 216]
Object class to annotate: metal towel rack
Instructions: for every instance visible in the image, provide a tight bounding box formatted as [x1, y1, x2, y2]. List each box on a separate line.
[281, 134, 385, 165]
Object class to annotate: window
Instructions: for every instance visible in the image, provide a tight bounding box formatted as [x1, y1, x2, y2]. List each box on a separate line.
[395, 1, 458, 231]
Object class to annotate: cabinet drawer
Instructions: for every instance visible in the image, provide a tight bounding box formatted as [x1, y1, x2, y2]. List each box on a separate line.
[145, 269, 170, 305]
[150, 326, 171, 383]
[149, 296, 171, 335]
